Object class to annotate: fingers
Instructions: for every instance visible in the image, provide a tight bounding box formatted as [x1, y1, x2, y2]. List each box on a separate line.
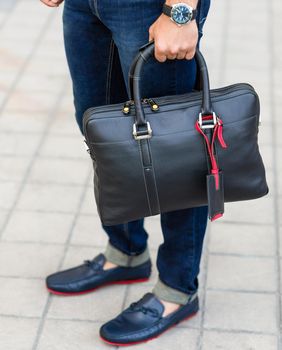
[40, 0, 63, 7]
[154, 44, 196, 62]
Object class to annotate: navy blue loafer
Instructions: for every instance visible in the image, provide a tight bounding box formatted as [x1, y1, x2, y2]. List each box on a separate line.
[46, 254, 151, 296]
[100, 292, 199, 346]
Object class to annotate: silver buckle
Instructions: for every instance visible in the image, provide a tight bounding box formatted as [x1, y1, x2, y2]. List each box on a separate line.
[133, 122, 153, 140]
[198, 112, 217, 129]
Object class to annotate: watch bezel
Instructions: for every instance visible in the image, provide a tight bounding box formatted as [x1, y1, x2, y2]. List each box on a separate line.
[170, 3, 194, 25]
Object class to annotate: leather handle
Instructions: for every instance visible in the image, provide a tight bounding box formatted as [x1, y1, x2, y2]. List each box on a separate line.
[130, 41, 213, 127]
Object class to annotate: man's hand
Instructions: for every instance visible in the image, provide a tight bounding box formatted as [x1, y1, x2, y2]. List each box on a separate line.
[40, 0, 64, 7]
[149, 1, 198, 62]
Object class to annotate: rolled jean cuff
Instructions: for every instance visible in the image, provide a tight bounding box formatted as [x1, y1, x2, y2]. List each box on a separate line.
[152, 278, 198, 305]
[104, 241, 150, 267]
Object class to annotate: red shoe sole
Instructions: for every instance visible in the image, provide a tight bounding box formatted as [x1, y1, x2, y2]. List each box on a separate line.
[100, 310, 199, 346]
[47, 277, 150, 296]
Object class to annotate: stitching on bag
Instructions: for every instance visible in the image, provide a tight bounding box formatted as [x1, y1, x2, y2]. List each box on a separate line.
[137, 140, 152, 215]
[105, 39, 115, 104]
[146, 141, 161, 213]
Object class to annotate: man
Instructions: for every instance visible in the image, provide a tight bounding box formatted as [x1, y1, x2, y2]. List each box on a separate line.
[41, 0, 210, 345]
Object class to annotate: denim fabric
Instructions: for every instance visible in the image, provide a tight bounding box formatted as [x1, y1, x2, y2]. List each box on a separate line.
[63, 0, 210, 297]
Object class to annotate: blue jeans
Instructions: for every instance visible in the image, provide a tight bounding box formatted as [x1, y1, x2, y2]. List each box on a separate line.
[63, 0, 210, 300]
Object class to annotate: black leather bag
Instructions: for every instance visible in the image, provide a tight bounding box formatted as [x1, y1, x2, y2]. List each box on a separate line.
[83, 42, 268, 225]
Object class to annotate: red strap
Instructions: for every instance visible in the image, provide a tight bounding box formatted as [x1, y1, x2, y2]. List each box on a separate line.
[195, 115, 227, 190]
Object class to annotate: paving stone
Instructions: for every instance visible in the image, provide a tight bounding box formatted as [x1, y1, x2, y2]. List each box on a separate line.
[0, 277, 48, 317]
[29, 158, 90, 186]
[202, 330, 278, 350]
[0, 316, 39, 350]
[204, 291, 277, 333]
[80, 186, 99, 215]
[48, 285, 126, 322]
[70, 214, 108, 247]
[0, 210, 8, 229]
[2, 210, 74, 244]
[48, 111, 79, 136]
[16, 183, 84, 213]
[0, 156, 30, 182]
[38, 320, 116, 350]
[0, 132, 41, 156]
[4, 90, 58, 113]
[207, 255, 276, 292]
[0, 242, 64, 278]
[39, 134, 88, 159]
[222, 197, 274, 225]
[209, 222, 276, 257]
[133, 328, 199, 350]
[0, 182, 19, 210]
[0, 111, 49, 133]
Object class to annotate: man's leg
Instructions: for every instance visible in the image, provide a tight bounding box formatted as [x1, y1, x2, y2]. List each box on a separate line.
[46, 0, 151, 295]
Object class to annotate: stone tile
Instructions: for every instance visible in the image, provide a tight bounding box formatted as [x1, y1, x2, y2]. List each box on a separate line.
[0, 156, 29, 182]
[25, 57, 69, 77]
[16, 183, 83, 213]
[0, 242, 64, 278]
[209, 222, 275, 256]
[258, 144, 273, 171]
[4, 90, 58, 113]
[222, 197, 274, 225]
[0, 316, 39, 350]
[48, 111, 79, 136]
[70, 214, 107, 247]
[133, 328, 199, 350]
[0, 111, 49, 133]
[16, 73, 65, 93]
[202, 330, 278, 350]
[29, 158, 90, 185]
[207, 255, 276, 292]
[2, 211, 74, 244]
[38, 320, 116, 350]
[0, 132, 41, 156]
[80, 187, 98, 215]
[0, 210, 8, 229]
[39, 134, 88, 159]
[145, 216, 163, 250]
[0, 277, 47, 317]
[48, 285, 126, 322]
[204, 291, 277, 333]
[0, 182, 19, 210]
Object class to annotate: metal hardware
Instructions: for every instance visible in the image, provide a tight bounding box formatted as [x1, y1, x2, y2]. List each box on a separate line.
[147, 98, 159, 111]
[133, 122, 153, 140]
[198, 112, 217, 129]
[122, 100, 134, 115]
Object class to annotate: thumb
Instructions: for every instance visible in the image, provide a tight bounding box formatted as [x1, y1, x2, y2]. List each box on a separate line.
[148, 26, 154, 42]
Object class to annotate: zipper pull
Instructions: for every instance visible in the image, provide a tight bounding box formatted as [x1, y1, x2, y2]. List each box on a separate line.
[147, 98, 159, 112]
[122, 100, 134, 115]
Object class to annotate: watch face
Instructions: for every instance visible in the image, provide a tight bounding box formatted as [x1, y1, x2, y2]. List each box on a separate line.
[171, 4, 193, 25]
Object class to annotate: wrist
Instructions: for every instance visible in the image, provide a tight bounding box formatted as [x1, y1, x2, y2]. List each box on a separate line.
[165, 0, 198, 8]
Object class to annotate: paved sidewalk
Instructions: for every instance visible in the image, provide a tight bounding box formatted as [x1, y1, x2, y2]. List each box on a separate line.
[0, 0, 281, 349]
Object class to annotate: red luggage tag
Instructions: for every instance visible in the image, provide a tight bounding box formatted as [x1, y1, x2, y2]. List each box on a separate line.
[195, 114, 227, 221]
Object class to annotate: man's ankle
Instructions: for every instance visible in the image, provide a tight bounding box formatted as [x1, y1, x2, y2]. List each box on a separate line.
[103, 260, 118, 270]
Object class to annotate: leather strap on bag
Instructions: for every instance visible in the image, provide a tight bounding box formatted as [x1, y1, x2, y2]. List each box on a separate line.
[130, 41, 227, 221]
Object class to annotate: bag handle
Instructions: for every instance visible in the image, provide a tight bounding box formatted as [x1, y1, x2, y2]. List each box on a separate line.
[130, 41, 213, 132]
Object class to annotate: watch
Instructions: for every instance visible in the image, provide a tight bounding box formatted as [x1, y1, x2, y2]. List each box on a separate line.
[162, 3, 197, 26]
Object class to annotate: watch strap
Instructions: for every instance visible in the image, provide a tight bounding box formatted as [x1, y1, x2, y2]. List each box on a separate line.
[162, 3, 198, 21]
